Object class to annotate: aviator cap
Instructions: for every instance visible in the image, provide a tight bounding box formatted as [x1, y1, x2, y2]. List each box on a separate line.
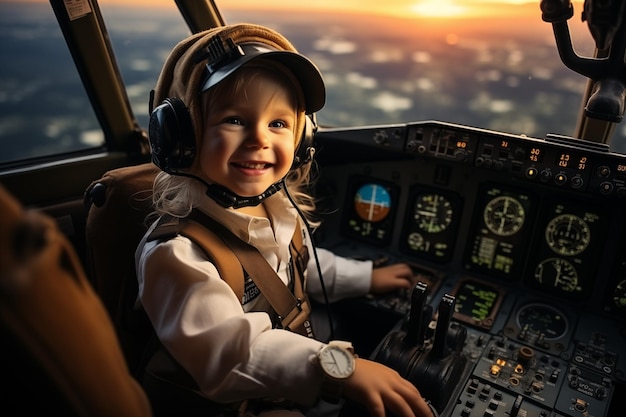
[151, 24, 326, 142]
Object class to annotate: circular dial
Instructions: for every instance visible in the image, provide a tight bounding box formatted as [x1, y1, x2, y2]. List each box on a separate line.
[534, 257, 579, 293]
[545, 214, 590, 256]
[516, 303, 569, 340]
[319, 345, 355, 379]
[406, 232, 425, 251]
[483, 195, 525, 236]
[413, 193, 453, 233]
[354, 184, 391, 222]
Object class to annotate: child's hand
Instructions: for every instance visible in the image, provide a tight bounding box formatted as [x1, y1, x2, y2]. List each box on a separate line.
[370, 263, 414, 294]
[343, 358, 433, 417]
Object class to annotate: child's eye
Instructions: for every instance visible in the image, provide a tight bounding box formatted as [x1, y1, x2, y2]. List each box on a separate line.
[270, 120, 287, 128]
[223, 116, 244, 126]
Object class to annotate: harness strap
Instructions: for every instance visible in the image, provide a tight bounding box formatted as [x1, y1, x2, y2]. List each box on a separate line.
[188, 210, 311, 335]
[147, 215, 245, 301]
[180, 221, 245, 302]
[147, 211, 312, 336]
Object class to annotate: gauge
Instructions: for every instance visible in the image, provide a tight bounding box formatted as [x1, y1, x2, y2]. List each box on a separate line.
[534, 257, 579, 293]
[483, 195, 525, 236]
[354, 183, 391, 222]
[406, 232, 425, 251]
[545, 214, 590, 256]
[516, 302, 569, 340]
[343, 178, 397, 245]
[400, 187, 461, 262]
[413, 193, 453, 233]
[613, 279, 626, 311]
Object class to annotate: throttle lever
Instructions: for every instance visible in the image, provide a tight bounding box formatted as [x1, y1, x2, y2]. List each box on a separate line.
[403, 282, 429, 347]
[433, 294, 455, 358]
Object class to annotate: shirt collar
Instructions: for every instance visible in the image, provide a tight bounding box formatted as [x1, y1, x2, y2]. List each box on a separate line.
[196, 189, 299, 245]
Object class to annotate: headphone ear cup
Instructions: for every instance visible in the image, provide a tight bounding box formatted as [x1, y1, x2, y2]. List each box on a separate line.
[148, 97, 196, 172]
[292, 114, 317, 170]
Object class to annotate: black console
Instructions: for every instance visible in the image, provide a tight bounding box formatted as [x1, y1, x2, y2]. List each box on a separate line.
[315, 121, 626, 417]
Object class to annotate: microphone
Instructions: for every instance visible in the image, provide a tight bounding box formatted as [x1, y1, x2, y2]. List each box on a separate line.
[204, 181, 284, 209]
[166, 170, 285, 209]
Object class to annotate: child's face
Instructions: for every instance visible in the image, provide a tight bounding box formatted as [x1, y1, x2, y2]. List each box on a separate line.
[197, 70, 297, 198]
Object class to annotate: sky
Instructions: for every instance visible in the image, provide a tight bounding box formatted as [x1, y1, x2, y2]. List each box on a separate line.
[15, 0, 586, 19]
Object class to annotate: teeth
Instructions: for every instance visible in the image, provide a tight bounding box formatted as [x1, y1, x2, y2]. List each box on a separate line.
[238, 162, 267, 169]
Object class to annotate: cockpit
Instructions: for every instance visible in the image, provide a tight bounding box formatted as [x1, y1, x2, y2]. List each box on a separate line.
[1, 1, 624, 417]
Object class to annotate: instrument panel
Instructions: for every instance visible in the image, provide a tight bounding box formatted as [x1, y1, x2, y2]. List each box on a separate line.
[317, 121, 626, 316]
[314, 121, 626, 417]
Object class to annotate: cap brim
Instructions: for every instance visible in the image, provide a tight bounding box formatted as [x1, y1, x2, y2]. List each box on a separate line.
[199, 43, 325, 114]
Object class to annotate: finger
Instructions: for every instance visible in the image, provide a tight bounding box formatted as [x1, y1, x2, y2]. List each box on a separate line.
[412, 396, 434, 417]
[399, 265, 416, 282]
[383, 391, 415, 417]
[390, 273, 413, 288]
[393, 263, 413, 277]
[400, 385, 433, 417]
[397, 276, 413, 288]
[364, 394, 386, 417]
[391, 379, 433, 417]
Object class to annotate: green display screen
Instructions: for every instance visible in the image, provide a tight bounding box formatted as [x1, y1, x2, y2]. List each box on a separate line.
[453, 279, 502, 329]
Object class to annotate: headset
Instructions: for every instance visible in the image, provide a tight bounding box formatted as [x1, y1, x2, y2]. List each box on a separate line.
[148, 96, 317, 174]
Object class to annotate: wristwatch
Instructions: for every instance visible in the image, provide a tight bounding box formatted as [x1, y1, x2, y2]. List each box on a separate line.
[316, 341, 357, 402]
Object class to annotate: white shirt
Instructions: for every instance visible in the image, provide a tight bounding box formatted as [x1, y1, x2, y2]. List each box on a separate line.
[135, 190, 372, 406]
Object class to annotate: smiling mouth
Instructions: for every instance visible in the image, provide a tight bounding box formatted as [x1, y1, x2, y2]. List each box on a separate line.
[233, 162, 271, 169]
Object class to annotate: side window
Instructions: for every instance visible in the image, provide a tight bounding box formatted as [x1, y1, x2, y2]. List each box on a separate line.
[0, 2, 102, 166]
[98, 3, 190, 130]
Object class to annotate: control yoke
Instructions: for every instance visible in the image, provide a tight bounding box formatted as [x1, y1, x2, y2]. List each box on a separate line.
[540, 0, 626, 123]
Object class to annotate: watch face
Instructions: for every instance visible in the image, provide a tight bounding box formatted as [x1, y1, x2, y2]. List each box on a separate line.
[319, 346, 355, 379]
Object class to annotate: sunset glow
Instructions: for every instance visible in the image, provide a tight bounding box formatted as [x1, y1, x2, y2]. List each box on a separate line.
[15, 0, 586, 20]
[410, 1, 467, 18]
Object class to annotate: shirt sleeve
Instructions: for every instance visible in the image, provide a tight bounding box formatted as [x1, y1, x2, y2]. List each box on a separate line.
[305, 246, 373, 303]
[136, 235, 326, 406]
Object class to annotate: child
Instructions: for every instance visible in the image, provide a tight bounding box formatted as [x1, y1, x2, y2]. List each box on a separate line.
[136, 23, 433, 417]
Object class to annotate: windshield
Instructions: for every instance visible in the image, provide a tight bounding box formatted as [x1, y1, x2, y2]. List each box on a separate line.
[1, 0, 620, 166]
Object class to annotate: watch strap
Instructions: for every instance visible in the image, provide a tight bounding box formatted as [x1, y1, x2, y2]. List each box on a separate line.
[328, 340, 355, 354]
[317, 341, 357, 403]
